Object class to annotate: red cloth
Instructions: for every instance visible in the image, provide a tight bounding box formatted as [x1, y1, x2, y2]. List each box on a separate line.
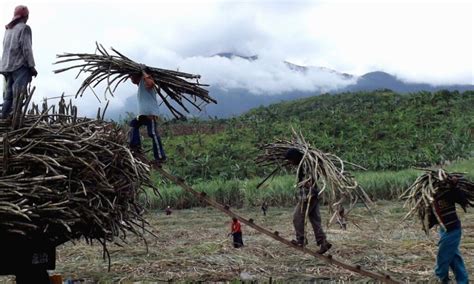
[6, 5, 29, 29]
[13, 6, 29, 19]
[231, 220, 241, 233]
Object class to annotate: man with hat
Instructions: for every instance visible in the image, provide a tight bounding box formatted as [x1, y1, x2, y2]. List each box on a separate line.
[1, 5, 37, 119]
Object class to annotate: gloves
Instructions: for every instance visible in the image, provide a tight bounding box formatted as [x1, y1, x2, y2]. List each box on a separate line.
[30, 67, 38, 77]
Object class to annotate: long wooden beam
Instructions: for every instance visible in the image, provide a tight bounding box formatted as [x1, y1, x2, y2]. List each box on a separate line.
[156, 168, 401, 283]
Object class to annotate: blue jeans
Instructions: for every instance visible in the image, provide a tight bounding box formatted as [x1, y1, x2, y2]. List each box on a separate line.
[129, 115, 166, 161]
[435, 227, 469, 284]
[2, 66, 32, 119]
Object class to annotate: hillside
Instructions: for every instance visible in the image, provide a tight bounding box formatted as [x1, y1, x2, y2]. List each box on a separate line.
[159, 90, 474, 182]
[105, 66, 474, 120]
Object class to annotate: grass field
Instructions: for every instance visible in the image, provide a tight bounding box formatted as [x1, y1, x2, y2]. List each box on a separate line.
[149, 158, 474, 209]
[2, 201, 472, 283]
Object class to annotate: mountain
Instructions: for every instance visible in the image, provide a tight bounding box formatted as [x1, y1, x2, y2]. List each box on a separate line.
[284, 61, 354, 79]
[343, 71, 474, 93]
[212, 52, 258, 61]
[105, 54, 474, 120]
[108, 87, 316, 120]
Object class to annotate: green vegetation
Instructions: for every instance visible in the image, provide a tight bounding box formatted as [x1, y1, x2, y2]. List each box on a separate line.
[159, 90, 473, 182]
[146, 158, 474, 209]
[138, 90, 474, 209]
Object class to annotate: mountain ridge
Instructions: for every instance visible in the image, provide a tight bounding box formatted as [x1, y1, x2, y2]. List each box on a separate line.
[106, 56, 474, 119]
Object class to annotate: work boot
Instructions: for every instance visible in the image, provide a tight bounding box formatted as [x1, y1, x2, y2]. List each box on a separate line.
[290, 239, 303, 247]
[290, 238, 308, 247]
[318, 240, 332, 254]
[130, 145, 144, 155]
[151, 160, 163, 169]
[151, 158, 167, 169]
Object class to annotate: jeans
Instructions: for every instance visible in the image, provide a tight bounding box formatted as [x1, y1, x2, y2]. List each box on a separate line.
[435, 227, 469, 284]
[2, 66, 32, 119]
[129, 115, 166, 161]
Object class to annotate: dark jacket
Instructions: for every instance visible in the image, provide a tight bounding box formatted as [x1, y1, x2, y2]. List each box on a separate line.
[428, 184, 468, 232]
[297, 167, 319, 201]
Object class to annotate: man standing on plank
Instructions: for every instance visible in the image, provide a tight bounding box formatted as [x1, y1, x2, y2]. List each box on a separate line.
[129, 71, 166, 167]
[0, 5, 37, 119]
[285, 148, 332, 254]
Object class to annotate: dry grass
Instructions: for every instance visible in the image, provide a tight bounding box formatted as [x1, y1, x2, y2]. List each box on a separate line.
[1, 201, 473, 283]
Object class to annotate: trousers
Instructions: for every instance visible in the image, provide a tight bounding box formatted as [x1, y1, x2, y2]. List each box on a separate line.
[293, 196, 326, 244]
[2, 66, 32, 119]
[129, 115, 166, 161]
[435, 227, 469, 284]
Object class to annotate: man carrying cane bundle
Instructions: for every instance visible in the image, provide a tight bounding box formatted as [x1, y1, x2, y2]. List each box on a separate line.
[128, 71, 166, 167]
[430, 176, 469, 283]
[285, 148, 332, 254]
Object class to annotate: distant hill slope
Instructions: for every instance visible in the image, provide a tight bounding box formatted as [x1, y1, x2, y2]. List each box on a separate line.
[200, 73, 474, 118]
[344, 71, 474, 93]
[107, 66, 474, 120]
[160, 90, 474, 181]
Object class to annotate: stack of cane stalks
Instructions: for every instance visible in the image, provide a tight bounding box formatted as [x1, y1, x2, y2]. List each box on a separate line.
[0, 93, 157, 252]
[401, 168, 474, 233]
[256, 129, 373, 214]
[54, 42, 216, 119]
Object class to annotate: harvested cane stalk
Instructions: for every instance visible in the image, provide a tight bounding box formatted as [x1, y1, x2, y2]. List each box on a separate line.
[53, 42, 216, 119]
[400, 168, 474, 234]
[256, 129, 373, 216]
[0, 95, 158, 251]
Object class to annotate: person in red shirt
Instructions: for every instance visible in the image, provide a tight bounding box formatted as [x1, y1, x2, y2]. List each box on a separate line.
[230, 217, 244, 248]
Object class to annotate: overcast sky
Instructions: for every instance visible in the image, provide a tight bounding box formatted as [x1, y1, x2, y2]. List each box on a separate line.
[0, 0, 473, 116]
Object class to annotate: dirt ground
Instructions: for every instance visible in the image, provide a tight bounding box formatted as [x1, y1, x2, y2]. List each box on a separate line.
[1, 201, 473, 283]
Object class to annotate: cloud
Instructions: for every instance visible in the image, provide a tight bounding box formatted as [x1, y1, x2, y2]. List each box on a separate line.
[176, 55, 354, 94]
[0, 0, 472, 117]
[300, 1, 473, 84]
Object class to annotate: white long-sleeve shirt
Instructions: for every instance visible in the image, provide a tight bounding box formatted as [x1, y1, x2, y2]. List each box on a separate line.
[0, 22, 35, 73]
[137, 78, 160, 116]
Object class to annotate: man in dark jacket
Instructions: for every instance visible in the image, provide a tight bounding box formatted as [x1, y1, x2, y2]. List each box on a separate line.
[286, 148, 332, 254]
[1, 5, 37, 119]
[429, 176, 469, 283]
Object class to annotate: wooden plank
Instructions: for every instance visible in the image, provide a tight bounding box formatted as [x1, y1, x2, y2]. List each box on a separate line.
[156, 168, 401, 284]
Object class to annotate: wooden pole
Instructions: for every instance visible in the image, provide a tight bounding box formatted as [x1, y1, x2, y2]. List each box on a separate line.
[156, 168, 401, 284]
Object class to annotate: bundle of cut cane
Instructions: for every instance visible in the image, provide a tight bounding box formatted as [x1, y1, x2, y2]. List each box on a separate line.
[0, 98, 157, 252]
[53, 42, 216, 119]
[400, 169, 474, 233]
[256, 129, 373, 215]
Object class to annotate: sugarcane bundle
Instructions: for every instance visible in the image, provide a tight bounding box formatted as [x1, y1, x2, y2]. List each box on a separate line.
[53, 42, 216, 119]
[256, 129, 373, 213]
[400, 168, 474, 233]
[0, 100, 157, 248]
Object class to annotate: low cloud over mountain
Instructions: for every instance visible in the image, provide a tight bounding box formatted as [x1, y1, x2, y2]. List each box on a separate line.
[106, 53, 474, 120]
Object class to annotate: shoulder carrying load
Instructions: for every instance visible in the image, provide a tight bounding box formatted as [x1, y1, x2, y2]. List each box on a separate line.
[401, 168, 474, 233]
[54, 42, 216, 119]
[256, 128, 373, 218]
